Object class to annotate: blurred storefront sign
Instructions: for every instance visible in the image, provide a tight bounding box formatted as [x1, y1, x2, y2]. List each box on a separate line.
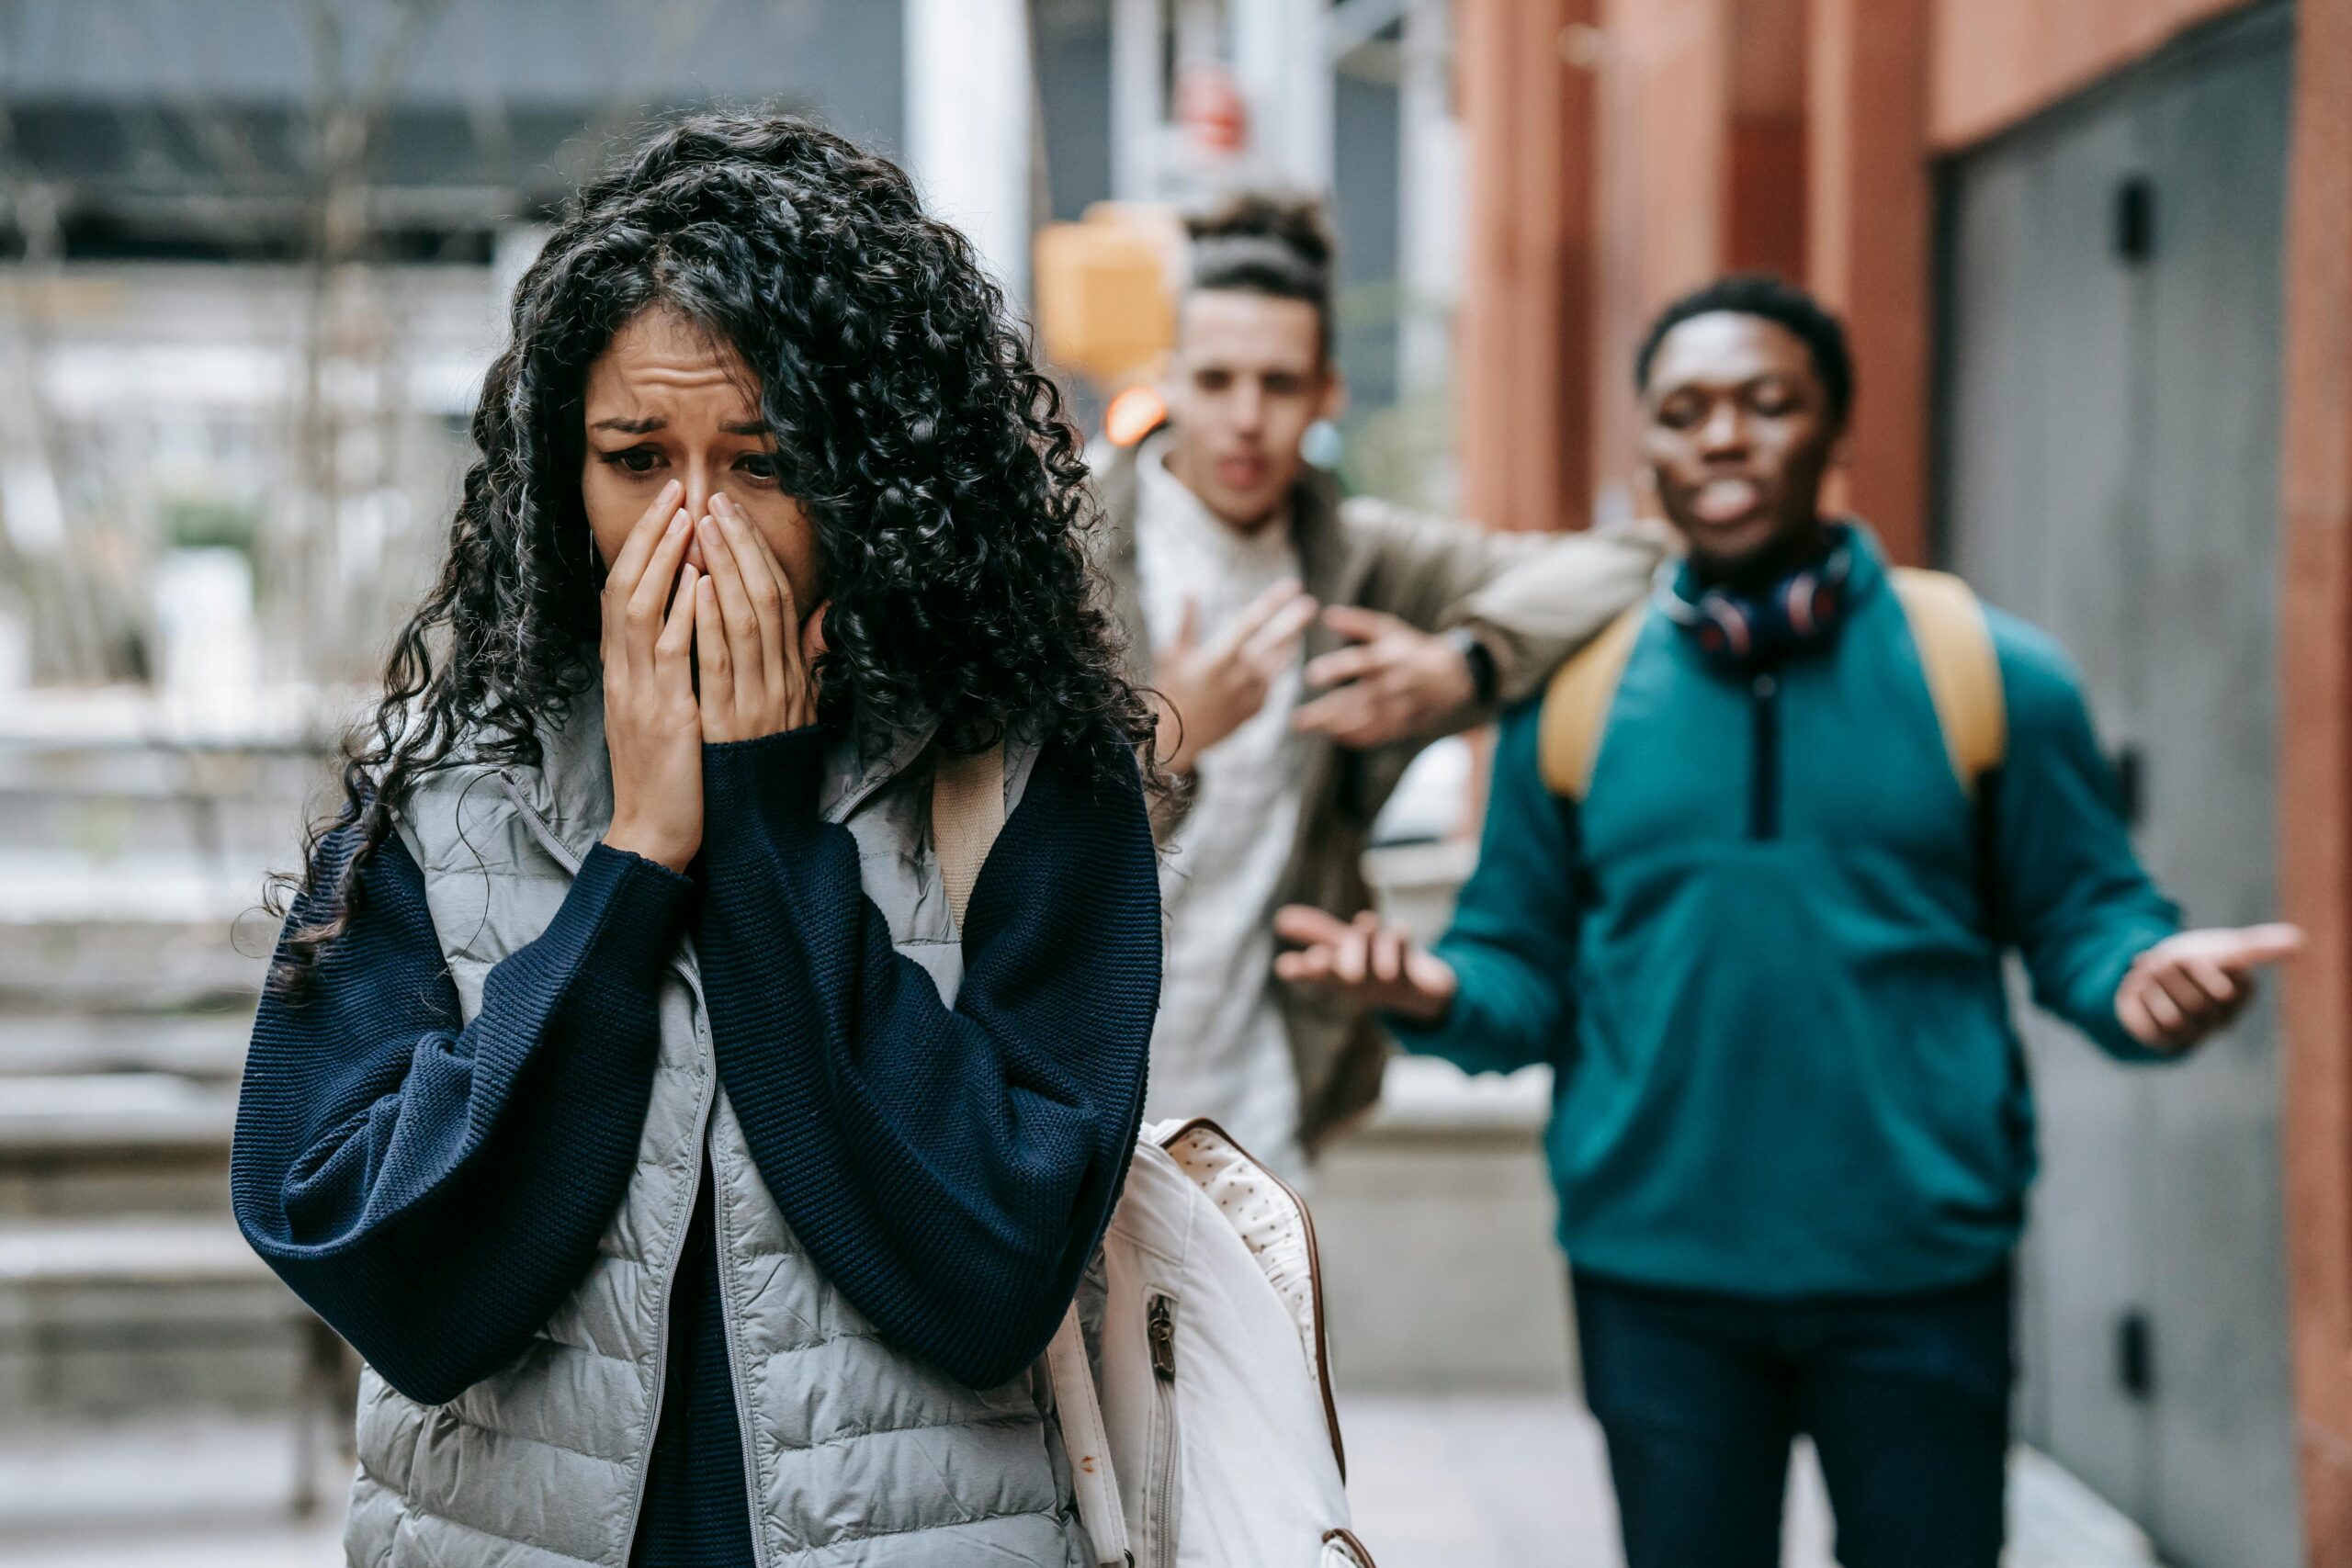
[1033, 205, 1181, 389]
[1175, 59, 1250, 160]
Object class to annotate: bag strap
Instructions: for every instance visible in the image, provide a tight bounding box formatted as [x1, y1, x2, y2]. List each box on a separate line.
[930, 742, 1007, 931]
[930, 744, 1129, 1564]
[1537, 603, 1646, 801]
[1046, 1308, 1131, 1565]
[1888, 568, 2007, 797]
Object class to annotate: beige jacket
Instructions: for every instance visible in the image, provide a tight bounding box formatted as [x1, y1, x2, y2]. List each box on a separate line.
[1093, 435, 1665, 1151]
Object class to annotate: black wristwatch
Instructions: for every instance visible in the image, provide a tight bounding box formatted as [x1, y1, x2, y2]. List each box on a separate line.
[1448, 626, 1499, 707]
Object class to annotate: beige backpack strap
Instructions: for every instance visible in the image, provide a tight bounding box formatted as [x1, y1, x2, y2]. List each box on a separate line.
[1889, 568, 2007, 796]
[930, 742, 1007, 932]
[1537, 604, 1646, 801]
[1046, 1306, 1131, 1566]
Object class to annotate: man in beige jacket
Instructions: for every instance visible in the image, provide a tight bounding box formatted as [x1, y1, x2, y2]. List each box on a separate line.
[1100, 193, 1661, 1173]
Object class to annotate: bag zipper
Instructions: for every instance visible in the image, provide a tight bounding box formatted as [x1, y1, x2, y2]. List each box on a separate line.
[1147, 1292, 1180, 1568]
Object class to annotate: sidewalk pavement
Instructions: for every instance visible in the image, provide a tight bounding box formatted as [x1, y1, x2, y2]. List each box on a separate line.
[0, 1396, 2164, 1567]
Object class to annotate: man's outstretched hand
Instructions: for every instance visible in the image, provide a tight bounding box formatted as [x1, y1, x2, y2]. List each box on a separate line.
[1272, 905, 1459, 1024]
[1291, 606, 1482, 749]
[2115, 923, 2305, 1051]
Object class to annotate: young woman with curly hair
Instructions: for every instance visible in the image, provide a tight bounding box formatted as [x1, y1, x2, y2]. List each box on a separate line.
[230, 111, 1162, 1568]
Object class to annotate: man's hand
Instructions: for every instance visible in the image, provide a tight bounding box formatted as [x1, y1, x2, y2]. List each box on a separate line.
[1292, 605, 1482, 749]
[1272, 905, 1459, 1024]
[1152, 579, 1319, 773]
[2115, 922, 2304, 1051]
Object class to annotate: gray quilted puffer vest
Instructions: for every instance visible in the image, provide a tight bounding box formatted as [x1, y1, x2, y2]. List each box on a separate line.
[350, 691, 1087, 1567]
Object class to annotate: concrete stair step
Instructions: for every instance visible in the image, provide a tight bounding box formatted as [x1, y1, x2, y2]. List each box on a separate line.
[0, 1074, 237, 1156]
[0, 1011, 252, 1081]
[0, 1213, 269, 1287]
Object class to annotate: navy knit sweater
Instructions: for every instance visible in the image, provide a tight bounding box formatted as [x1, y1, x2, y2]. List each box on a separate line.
[231, 727, 1160, 1565]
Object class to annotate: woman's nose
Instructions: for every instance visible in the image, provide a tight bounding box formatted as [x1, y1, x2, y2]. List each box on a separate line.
[682, 468, 715, 522]
[681, 466, 718, 569]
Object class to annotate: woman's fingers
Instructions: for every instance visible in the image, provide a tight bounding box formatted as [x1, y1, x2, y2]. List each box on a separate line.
[658, 563, 700, 677]
[713, 494, 793, 694]
[622, 508, 695, 653]
[694, 574, 732, 733]
[606, 479, 684, 600]
[695, 511, 765, 714]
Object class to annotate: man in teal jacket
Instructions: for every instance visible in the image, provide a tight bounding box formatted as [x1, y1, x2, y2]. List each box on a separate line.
[1275, 276, 2301, 1568]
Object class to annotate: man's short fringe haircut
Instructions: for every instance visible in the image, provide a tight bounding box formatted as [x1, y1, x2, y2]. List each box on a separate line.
[1634, 274, 1856, 428]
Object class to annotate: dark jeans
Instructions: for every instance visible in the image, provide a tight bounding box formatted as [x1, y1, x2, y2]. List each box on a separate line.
[1571, 1266, 2013, 1568]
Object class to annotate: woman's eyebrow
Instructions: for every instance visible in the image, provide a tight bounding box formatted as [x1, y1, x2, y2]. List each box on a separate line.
[591, 415, 662, 434]
[720, 420, 769, 436]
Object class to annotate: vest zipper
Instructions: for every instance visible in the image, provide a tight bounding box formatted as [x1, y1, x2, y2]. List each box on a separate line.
[705, 1070, 775, 1568]
[1748, 671, 1781, 840]
[615, 995, 718, 1562]
[498, 776, 720, 1561]
[1146, 1292, 1181, 1568]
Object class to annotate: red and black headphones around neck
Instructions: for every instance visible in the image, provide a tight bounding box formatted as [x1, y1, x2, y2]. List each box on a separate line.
[1657, 535, 1857, 666]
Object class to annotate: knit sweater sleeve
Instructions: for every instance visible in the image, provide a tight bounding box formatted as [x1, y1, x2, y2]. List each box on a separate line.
[1385, 694, 1581, 1072]
[695, 728, 1160, 1390]
[230, 827, 693, 1404]
[1987, 610, 2183, 1060]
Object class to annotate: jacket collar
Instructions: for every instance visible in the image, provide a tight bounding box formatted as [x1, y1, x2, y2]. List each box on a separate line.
[492, 681, 935, 867]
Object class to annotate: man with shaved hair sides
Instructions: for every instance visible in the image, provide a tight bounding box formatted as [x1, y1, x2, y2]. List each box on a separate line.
[1093, 191, 1662, 1179]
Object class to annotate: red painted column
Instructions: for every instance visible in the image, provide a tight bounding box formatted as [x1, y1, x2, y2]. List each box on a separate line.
[2277, 0, 2352, 1559]
[1806, 0, 1934, 566]
[1456, 0, 1596, 532]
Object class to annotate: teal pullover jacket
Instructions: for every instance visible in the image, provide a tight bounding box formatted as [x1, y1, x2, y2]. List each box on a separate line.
[1391, 529, 2179, 1299]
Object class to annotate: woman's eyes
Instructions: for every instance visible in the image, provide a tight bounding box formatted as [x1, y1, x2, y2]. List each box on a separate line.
[593, 448, 781, 483]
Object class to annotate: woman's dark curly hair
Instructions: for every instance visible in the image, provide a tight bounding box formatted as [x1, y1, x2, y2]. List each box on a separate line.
[272, 109, 1155, 988]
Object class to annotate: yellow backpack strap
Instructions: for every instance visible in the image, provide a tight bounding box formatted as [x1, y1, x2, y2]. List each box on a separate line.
[1537, 604, 1647, 801]
[1889, 568, 2007, 796]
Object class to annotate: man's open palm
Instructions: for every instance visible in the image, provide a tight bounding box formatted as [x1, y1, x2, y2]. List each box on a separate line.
[2115, 922, 2304, 1051]
[1272, 905, 1459, 1023]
